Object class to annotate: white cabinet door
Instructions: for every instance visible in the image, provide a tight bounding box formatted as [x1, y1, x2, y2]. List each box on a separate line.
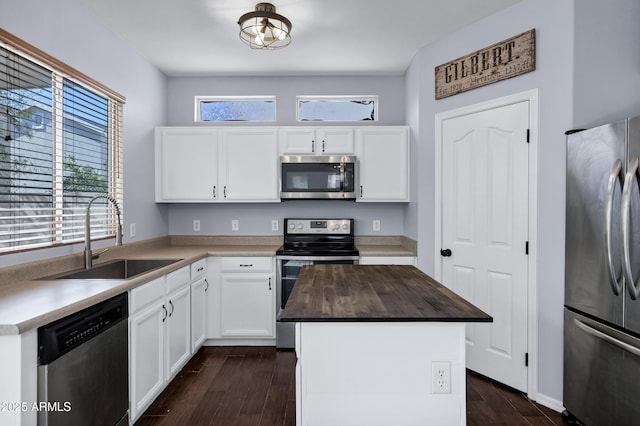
[155, 127, 219, 202]
[279, 127, 354, 155]
[220, 128, 279, 201]
[278, 127, 315, 154]
[129, 300, 165, 422]
[220, 274, 275, 338]
[205, 257, 221, 339]
[190, 277, 208, 352]
[356, 126, 409, 202]
[165, 285, 191, 380]
[316, 127, 355, 154]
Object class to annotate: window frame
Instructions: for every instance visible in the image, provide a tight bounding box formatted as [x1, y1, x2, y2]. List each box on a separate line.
[296, 95, 378, 122]
[0, 30, 125, 254]
[194, 95, 277, 122]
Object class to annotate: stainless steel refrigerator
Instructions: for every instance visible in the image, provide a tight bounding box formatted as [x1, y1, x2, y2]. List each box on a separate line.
[565, 116, 640, 425]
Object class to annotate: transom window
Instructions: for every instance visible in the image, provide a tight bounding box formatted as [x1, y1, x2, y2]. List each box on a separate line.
[297, 96, 378, 122]
[195, 96, 276, 122]
[0, 33, 124, 253]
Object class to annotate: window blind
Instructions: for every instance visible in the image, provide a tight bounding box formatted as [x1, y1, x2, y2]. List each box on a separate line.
[0, 39, 124, 253]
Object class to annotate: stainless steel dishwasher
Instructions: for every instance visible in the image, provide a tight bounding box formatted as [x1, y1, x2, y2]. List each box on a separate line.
[37, 293, 129, 426]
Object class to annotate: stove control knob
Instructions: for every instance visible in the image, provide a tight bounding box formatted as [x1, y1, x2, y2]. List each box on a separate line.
[342, 224, 349, 230]
[332, 224, 340, 231]
[288, 223, 296, 230]
[296, 223, 304, 230]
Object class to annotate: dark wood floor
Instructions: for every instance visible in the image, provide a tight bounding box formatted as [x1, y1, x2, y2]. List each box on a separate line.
[135, 346, 570, 426]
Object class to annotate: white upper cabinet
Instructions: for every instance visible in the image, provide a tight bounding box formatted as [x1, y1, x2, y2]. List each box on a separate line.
[155, 127, 279, 203]
[278, 127, 354, 155]
[220, 128, 279, 201]
[355, 126, 410, 202]
[155, 127, 219, 202]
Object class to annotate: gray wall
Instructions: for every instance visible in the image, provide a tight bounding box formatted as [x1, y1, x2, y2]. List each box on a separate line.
[573, 0, 640, 127]
[404, 0, 574, 405]
[165, 75, 408, 236]
[0, 0, 169, 267]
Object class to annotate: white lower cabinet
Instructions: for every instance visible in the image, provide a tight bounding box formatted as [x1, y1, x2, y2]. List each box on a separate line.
[206, 257, 276, 342]
[190, 259, 208, 352]
[359, 256, 416, 265]
[129, 265, 192, 423]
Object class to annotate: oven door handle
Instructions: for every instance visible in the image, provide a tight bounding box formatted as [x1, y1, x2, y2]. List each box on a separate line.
[276, 255, 359, 262]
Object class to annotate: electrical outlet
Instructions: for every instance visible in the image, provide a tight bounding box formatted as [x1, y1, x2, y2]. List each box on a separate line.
[432, 361, 451, 394]
[129, 223, 136, 238]
[193, 220, 200, 232]
[373, 220, 381, 232]
[232, 219, 239, 231]
[271, 219, 279, 231]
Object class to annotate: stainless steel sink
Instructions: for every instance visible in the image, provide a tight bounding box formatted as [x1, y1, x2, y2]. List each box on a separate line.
[49, 258, 183, 280]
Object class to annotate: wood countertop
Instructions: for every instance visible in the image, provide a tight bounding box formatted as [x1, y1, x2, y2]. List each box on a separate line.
[280, 264, 492, 322]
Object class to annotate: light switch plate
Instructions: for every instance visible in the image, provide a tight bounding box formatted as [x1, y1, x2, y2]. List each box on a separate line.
[272, 219, 279, 231]
[129, 223, 136, 238]
[373, 220, 381, 232]
[193, 220, 201, 232]
[232, 219, 239, 231]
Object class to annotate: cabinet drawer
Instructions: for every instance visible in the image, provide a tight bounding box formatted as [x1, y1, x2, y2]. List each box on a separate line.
[130, 276, 165, 313]
[220, 257, 272, 273]
[166, 265, 190, 293]
[190, 259, 207, 280]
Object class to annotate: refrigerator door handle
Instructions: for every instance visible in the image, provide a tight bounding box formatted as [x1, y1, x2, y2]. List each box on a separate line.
[574, 317, 640, 357]
[622, 157, 640, 299]
[605, 159, 625, 295]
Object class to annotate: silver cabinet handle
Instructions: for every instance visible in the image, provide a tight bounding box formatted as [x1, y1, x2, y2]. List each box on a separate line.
[197, 266, 204, 272]
[213, 185, 216, 198]
[322, 140, 325, 153]
[204, 278, 209, 292]
[360, 185, 363, 197]
[605, 159, 624, 295]
[622, 157, 640, 299]
[240, 264, 253, 267]
[169, 300, 174, 317]
[268, 276, 272, 290]
[574, 317, 640, 357]
[162, 305, 168, 322]
[224, 186, 227, 198]
[311, 140, 315, 153]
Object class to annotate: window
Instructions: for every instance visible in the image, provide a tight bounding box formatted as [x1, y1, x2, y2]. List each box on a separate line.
[297, 96, 378, 122]
[0, 33, 124, 253]
[195, 96, 276, 122]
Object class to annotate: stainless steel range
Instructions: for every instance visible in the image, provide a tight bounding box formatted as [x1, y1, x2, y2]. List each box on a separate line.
[276, 218, 359, 348]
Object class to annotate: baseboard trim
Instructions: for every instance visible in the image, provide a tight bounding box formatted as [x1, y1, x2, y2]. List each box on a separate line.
[532, 392, 564, 413]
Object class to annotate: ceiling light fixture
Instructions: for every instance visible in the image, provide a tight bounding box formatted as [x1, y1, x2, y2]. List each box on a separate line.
[238, 3, 292, 50]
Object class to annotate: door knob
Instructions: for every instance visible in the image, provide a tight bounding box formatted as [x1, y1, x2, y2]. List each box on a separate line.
[440, 248, 452, 257]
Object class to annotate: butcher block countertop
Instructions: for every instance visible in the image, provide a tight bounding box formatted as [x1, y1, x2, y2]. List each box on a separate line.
[280, 264, 492, 322]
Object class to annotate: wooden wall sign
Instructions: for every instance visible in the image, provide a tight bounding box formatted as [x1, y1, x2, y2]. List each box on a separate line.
[434, 29, 535, 100]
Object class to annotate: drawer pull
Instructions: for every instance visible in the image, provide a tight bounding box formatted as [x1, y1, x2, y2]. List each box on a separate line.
[239, 264, 253, 267]
[268, 277, 272, 290]
[197, 266, 204, 272]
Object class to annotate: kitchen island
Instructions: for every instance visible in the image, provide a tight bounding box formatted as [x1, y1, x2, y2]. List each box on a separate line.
[280, 264, 492, 426]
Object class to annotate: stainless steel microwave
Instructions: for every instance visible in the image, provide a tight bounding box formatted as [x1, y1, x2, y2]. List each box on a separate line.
[280, 155, 357, 200]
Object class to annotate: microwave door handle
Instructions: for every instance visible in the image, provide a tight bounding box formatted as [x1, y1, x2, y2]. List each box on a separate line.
[339, 164, 345, 191]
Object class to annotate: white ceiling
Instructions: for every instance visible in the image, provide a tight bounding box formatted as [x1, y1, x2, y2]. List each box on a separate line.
[78, 0, 521, 77]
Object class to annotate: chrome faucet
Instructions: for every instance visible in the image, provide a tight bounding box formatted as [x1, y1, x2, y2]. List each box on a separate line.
[85, 194, 123, 269]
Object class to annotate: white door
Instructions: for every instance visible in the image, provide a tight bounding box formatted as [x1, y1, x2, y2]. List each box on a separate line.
[440, 100, 529, 391]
